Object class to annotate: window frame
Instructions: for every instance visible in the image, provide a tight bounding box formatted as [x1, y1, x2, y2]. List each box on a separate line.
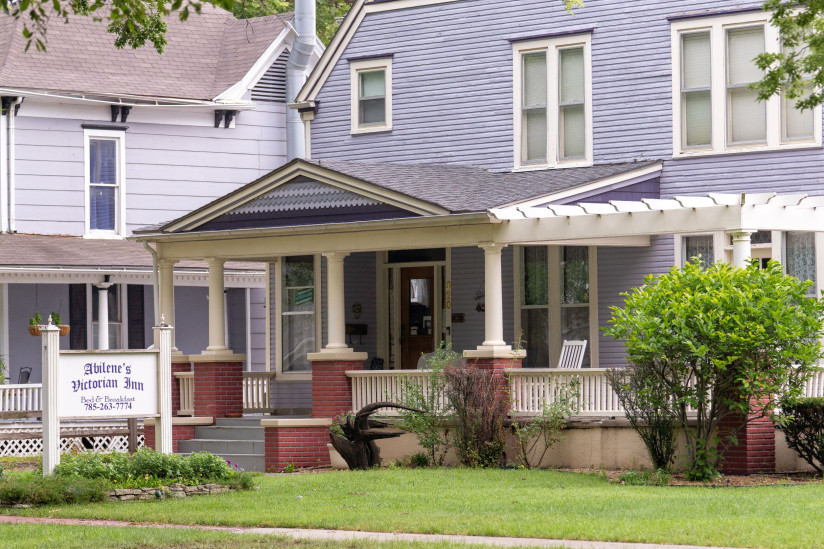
[512, 33, 593, 171]
[350, 57, 393, 134]
[83, 129, 126, 237]
[671, 12, 822, 157]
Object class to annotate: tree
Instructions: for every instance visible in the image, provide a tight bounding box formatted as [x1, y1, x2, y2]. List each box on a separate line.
[233, 0, 352, 45]
[755, 0, 824, 109]
[605, 260, 824, 480]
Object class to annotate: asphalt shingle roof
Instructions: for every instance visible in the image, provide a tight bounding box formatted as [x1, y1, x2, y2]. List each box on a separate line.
[0, 7, 292, 101]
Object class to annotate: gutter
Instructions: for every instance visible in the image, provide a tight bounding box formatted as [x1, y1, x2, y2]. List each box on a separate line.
[3, 97, 22, 233]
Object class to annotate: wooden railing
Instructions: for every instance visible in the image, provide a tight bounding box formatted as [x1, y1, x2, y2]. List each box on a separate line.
[506, 368, 623, 416]
[173, 371, 276, 416]
[0, 384, 42, 417]
[347, 370, 448, 415]
[804, 368, 824, 398]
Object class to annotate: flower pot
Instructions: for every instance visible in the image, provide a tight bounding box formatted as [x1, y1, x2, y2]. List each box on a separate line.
[58, 325, 70, 337]
[27, 325, 43, 337]
[327, 443, 348, 470]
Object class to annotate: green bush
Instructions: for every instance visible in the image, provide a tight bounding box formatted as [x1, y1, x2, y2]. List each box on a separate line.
[0, 474, 108, 505]
[617, 470, 671, 486]
[511, 379, 579, 468]
[781, 397, 824, 474]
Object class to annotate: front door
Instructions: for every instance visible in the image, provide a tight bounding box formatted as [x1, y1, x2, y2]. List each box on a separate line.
[400, 266, 435, 369]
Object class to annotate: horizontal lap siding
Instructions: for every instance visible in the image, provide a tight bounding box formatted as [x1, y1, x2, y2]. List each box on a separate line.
[249, 287, 267, 371]
[13, 102, 286, 236]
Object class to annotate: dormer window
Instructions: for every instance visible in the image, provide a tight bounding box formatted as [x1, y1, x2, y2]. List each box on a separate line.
[350, 57, 393, 134]
[513, 34, 592, 170]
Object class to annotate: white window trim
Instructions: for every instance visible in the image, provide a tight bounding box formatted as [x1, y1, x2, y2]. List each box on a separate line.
[513, 245, 598, 368]
[350, 58, 393, 134]
[671, 12, 823, 158]
[83, 129, 126, 238]
[273, 255, 321, 381]
[674, 232, 726, 266]
[512, 33, 593, 171]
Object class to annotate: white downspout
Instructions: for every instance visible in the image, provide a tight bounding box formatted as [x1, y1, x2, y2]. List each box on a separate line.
[285, 0, 316, 161]
[7, 97, 21, 233]
[0, 104, 7, 233]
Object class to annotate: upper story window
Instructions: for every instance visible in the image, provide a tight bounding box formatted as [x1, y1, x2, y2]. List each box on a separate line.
[350, 57, 393, 134]
[513, 34, 592, 170]
[84, 129, 125, 236]
[672, 13, 822, 156]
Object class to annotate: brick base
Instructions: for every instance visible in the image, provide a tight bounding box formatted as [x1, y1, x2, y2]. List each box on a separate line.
[311, 360, 364, 419]
[193, 361, 243, 418]
[143, 424, 196, 454]
[264, 426, 331, 471]
[465, 356, 523, 396]
[718, 398, 776, 475]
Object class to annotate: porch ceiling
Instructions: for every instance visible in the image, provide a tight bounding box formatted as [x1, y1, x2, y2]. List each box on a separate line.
[139, 193, 824, 262]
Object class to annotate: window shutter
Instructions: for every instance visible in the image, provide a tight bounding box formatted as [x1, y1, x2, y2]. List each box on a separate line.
[69, 284, 87, 350]
[127, 285, 145, 349]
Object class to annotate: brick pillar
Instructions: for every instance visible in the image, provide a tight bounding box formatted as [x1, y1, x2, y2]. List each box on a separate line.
[171, 361, 190, 416]
[264, 419, 333, 471]
[144, 424, 155, 450]
[311, 359, 364, 419]
[192, 361, 244, 418]
[465, 356, 523, 401]
[718, 396, 776, 475]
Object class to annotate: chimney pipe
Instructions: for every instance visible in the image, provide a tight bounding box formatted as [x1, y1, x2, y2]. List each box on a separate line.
[286, 0, 316, 161]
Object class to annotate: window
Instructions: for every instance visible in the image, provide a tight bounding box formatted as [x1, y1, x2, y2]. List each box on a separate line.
[683, 235, 715, 266]
[672, 13, 821, 155]
[515, 246, 597, 368]
[84, 129, 125, 235]
[69, 283, 145, 351]
[350, 58, 392, 133]
[514, 34, 592, 170]
[785, 232, 817, 297]
[272, 255, 320, 376]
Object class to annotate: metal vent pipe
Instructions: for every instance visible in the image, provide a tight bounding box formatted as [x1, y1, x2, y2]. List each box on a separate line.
[285, 0, 316, 161]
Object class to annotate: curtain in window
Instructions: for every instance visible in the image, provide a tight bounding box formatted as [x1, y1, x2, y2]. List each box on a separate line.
[727, 26, 766, 143]
[783, 82, 815, 141]
[522, 52, 548, 163]
[786, 232, 816, 296]
[559, 47, 585, 159]
[358, 70, 386, 125]
[682, 32, 712, 146]
[685, 235, 714, 265]
[89, 139, 117, 231]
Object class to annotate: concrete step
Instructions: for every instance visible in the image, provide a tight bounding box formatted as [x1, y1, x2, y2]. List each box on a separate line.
[194, 425, 265, 441]
[214, 417, 265, 427]
[179, 452, 265, 473]
[178, 439, 265, 455]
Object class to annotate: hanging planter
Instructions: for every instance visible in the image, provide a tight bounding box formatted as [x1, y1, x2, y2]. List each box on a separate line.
[58, 325, 70, 337]
[27, 325, 43, 337]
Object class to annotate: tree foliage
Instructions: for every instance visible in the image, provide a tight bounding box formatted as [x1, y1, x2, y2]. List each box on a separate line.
[755, 0, 824, 109]
[605, 260, 824, 480]
[232, 0, 352, 45]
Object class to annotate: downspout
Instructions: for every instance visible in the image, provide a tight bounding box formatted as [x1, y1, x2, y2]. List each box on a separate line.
[7, 97, 21, 233]
[143, 241, 161, 326]
[285, 0, 316, 161]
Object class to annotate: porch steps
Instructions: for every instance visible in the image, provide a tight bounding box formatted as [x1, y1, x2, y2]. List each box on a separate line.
[177, 417, 266, 472]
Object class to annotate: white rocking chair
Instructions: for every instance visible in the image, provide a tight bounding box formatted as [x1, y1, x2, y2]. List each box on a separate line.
[557, 340, 587, 369]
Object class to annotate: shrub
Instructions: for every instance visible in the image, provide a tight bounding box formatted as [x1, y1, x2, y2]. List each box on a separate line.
[605, 260, 824, 480]
[781, 397, 824, 474]
[409, 452, 430, 468]
[617, 469, 671, 486]
[445, 364, 509, 468]
[511, 379, 579, 468]
[0, 474, 108, 505]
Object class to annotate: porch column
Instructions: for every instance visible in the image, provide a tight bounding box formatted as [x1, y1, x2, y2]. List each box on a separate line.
[324, 251, 349, 350]
[729, 229, 756, 269]
[158, 258, 177, 349]
[481, 243, 507, 349]
[205, 257, 228, 353]
[94, 282, 112, 350]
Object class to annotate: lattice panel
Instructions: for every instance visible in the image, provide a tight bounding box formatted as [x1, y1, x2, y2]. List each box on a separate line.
[0, 435, 144, 457]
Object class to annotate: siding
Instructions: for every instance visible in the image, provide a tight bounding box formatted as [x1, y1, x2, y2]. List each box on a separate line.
[249, 287, 267, 371]
[13, 100, 286, 235]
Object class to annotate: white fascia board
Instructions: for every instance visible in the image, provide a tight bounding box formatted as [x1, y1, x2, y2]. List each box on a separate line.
[497, 163, 664, 211]
[0, 88, 250, 108]
[160, 161, 449, 233]
[213, 27, 293, 103]
[0, 266, 263, 287]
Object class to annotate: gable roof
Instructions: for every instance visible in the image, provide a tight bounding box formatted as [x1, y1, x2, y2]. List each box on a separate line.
[134, 159, 662, 235]
[0, 7, 293, 102]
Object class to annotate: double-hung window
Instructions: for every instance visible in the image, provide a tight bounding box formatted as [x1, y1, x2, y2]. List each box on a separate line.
[85, 129, 125, 236]
[672, 13, 821, 155]
[350, 58, 392, 134]
[514, 34, 592, 170]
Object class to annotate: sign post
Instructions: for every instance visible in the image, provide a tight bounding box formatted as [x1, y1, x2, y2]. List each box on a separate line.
[154, 324, 173, 454]
[41, 321, 60, 476]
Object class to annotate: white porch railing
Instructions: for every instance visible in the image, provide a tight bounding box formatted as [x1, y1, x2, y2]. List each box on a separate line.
[348, 370, 448, 415]
[0, 384, 42, 415]
[173, 371, 276, 416]
[803, 368, 824, 398]
[507, 368, 624, 416]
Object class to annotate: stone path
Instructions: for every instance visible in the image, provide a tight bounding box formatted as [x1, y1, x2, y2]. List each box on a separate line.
[0, 515, 748, 549]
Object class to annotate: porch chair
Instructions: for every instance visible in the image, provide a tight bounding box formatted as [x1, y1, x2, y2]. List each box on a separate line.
[17, 366, 32, 384]
[557, 340, 587, 369]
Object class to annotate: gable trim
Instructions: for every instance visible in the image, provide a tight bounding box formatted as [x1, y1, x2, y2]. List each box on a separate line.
[498, 163, 663, 210]
[162, 160, 450, 233]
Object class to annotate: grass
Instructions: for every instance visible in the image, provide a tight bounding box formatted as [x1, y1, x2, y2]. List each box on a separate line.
[2, 468, 823, 548]
[0, 524, 536, 549]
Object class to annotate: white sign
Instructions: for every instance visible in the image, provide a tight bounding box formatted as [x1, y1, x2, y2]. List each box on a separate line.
[59, 352, 159, 419]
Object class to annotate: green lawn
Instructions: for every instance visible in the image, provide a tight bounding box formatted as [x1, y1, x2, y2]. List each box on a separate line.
[2, 469, 823, 548]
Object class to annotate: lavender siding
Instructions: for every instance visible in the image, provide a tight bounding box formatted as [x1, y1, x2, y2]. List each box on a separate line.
[249, 287, 267, 371]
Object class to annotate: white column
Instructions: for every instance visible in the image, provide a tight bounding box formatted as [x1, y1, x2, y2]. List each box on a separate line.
[94, 282, 113, 350]
[205, 258, 228, 352]
[158, 259, 177, 350]
[324, 252, 349, 350]
[729, 230, 756, 269]
[41, 320, 60, 475]
[153, 324, 173, 454]
[480, 243, 508, 349]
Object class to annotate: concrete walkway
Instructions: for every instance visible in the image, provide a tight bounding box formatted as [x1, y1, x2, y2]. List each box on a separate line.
[0, 515, 747, 549]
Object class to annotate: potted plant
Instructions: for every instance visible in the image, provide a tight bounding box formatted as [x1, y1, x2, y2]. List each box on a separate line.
[27, 312, 42, 336]
[50, 312, 70, 337]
